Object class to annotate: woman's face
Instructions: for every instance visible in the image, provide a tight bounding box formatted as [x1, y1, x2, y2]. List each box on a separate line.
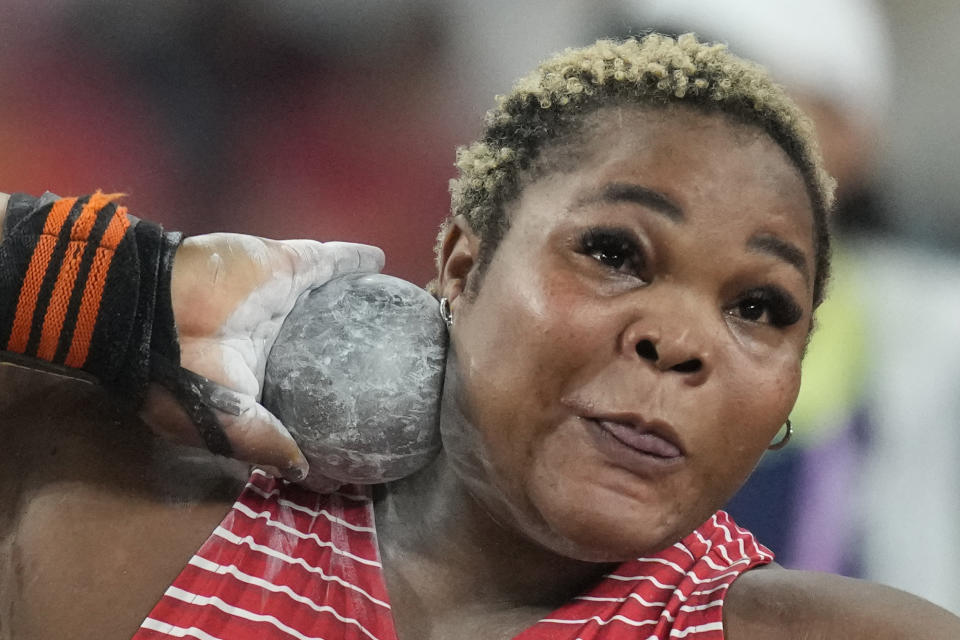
[438, 106, 816, 561]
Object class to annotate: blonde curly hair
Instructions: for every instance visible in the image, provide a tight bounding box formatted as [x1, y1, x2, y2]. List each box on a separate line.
[439, 33, 835, 305]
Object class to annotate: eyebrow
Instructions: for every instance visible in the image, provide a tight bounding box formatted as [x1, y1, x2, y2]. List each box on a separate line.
[748, 234, 811, 286]
[572, 182, 684, 222]
[574, 182, 810, 285]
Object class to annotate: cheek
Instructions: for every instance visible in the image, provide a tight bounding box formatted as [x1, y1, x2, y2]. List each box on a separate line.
[703, 349, 802, 490]
[453, 275, 604, 475]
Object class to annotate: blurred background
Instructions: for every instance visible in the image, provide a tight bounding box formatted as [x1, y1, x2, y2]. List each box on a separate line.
[2, 0, 958, 614]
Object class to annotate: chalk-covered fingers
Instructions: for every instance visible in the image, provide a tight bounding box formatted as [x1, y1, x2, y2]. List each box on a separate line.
[280, 239, 385, 293]
[172, 235, 385, 370]
[247, 239, 385, 333]
[301, 240, 386, 281]
[155, 233, 385, 484]
[139, 372, 309, 482]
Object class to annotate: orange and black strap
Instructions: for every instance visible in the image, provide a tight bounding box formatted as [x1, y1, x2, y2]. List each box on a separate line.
[0, 191, 181, 403]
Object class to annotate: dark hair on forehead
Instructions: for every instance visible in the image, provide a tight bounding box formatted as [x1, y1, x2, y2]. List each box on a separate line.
[435, 33, 834, 307]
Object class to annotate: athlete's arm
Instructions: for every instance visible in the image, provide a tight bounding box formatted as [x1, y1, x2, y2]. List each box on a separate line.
[724, 563, 960, 639]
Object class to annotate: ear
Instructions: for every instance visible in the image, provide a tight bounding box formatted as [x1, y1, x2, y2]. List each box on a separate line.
[437, 216, 481, 307]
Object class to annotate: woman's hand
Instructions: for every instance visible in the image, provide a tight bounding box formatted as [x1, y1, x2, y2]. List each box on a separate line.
[139, 233, 384, 486]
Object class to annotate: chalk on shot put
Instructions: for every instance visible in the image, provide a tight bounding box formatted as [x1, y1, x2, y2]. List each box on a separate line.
[262, 272, 447, 487]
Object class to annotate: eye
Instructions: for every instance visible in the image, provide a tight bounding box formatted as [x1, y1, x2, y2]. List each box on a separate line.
[578, 227, 647, 279]
[729, 287, 803, 327]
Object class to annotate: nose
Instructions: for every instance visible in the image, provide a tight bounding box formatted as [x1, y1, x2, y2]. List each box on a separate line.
[621, 320, 711, 381]
[635, 338, 702, 373]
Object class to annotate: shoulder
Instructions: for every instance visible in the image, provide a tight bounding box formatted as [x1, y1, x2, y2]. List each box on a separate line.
[723, 563, 960, 640]
[600, 512, 773, 637]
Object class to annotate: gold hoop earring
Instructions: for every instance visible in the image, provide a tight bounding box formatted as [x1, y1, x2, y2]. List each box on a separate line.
[768, 419, 792, 451]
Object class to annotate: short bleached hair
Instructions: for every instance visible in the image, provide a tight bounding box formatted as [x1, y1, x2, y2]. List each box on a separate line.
[439, 33, 834, 306]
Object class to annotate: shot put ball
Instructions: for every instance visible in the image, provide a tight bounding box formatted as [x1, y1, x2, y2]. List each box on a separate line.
[262, 272, 446, 486]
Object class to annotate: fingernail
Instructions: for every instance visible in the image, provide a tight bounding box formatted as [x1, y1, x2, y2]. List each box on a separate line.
[285, 464, 308, 483]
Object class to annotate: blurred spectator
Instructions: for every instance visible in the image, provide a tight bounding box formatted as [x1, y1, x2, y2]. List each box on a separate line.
[616, 0, 960, 614]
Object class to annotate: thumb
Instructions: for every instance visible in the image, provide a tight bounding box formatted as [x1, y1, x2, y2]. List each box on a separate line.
[140, 380, 308, 482]
[213, 399, 310, 481]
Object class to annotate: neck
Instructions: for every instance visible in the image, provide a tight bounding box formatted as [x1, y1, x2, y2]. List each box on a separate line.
[373, 450, 613, 612]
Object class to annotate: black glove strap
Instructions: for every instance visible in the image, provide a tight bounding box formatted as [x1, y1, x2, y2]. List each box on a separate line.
[148, 351, 239, 457]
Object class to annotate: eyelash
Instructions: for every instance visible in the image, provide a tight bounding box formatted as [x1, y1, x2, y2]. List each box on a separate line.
[578, 227, 647, 279]
[578, 226, 803, 328]
[578, 226, 804, 328]
[729, 287, 803, 327]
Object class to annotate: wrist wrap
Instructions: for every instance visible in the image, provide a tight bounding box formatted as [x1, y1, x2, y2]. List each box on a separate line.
[0, 191, 181, 404]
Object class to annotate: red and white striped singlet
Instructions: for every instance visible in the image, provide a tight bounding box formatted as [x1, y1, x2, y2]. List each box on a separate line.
[133, 469, 772, 640]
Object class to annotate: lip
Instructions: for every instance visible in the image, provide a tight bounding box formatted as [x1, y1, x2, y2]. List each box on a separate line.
[580, 412, 686, 476]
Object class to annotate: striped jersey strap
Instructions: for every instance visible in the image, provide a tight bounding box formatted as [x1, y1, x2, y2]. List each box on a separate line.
[0, 191, 181, 403]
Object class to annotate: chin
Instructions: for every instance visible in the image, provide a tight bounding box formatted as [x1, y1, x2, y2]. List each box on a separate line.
[522, 482, 701, 562]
